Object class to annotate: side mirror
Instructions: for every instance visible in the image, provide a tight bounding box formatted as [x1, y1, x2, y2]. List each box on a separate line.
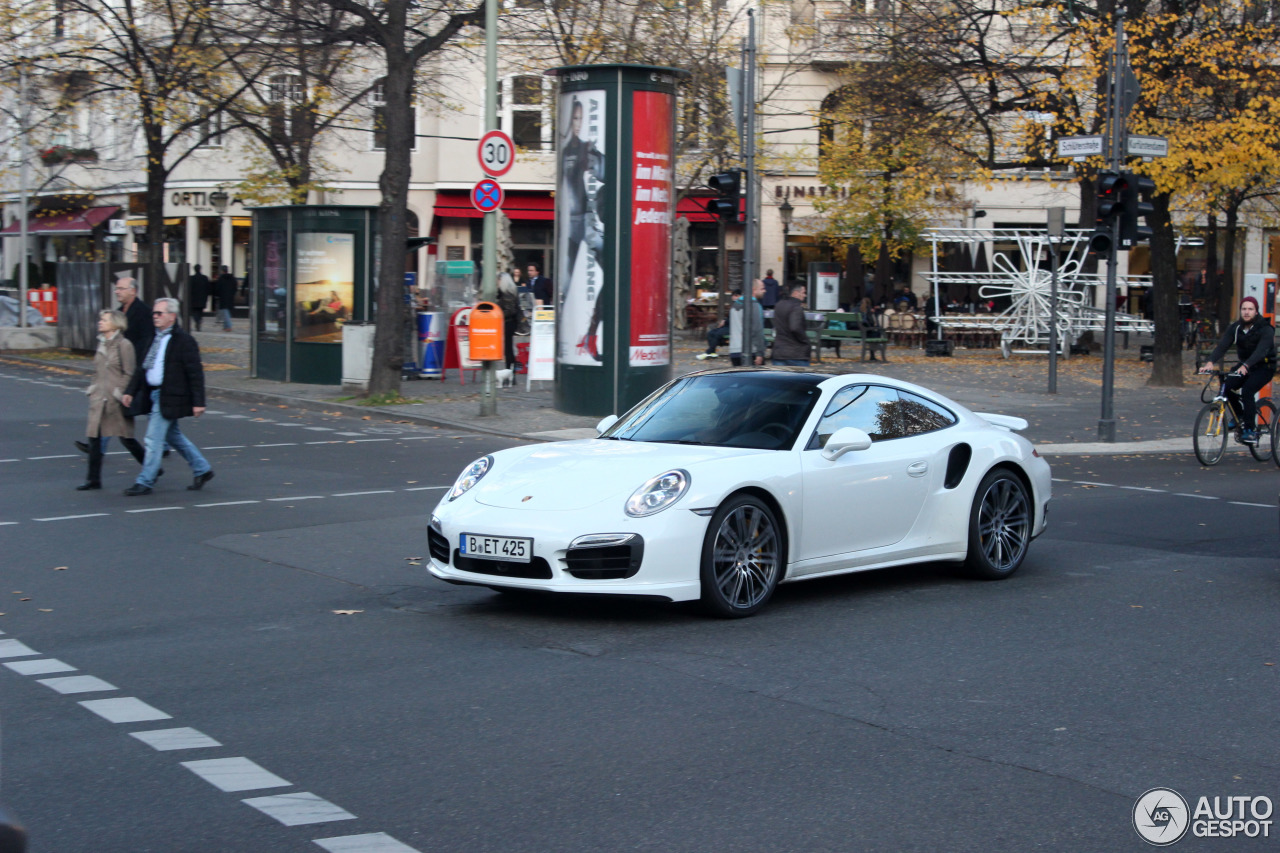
[821, 426, 872, 460]
[595, 414, 619, 435]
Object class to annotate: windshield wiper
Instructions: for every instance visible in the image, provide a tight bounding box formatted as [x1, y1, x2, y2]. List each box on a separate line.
[647, 439, 705, 445]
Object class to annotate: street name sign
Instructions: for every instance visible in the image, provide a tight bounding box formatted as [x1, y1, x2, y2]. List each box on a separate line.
[1126, 135, 1169, 158]
[1057, 136, 1104, 158]
[471, 178, 504, 213]
[477, 130, 515, 177]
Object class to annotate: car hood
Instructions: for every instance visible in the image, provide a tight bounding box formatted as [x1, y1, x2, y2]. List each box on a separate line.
[472, 439, 764, 510]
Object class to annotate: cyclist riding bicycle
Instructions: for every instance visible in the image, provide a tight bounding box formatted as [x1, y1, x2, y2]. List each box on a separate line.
[1199, 295, 1276, 445]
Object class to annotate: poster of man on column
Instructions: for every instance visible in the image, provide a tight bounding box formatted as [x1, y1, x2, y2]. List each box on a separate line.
[556, 90, 607, 365]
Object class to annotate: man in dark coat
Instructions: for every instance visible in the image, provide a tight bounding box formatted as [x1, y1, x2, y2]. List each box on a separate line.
[213, 265, 238, 331]
[114, 276, 153, 357]
[188, 264, 211, 331]
[121, 298, 214, 495]
[771, 283, 811, 366]
[527, 262, 553, 307]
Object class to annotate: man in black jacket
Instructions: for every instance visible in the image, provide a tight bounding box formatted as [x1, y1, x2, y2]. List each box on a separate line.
[188, 264, 211, 331]
[213, 265, 238, 331]
[1200, 295, 1276, 445]
[771, 283, 811, 366]
[114, 276, 152, 357]
[121, 298, 214, 495]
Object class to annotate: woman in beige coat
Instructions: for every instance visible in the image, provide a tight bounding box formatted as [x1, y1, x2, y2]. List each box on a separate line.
[78, 309, 146, 490]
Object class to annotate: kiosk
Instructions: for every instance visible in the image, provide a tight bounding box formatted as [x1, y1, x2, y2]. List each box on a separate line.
[251, 206, 378, 385]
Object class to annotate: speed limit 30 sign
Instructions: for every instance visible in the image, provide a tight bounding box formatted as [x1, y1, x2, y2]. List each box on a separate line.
[478, 130, 515, 177]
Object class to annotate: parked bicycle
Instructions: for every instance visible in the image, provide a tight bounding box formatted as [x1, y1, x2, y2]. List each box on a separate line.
[1193, 369, 1276, 465]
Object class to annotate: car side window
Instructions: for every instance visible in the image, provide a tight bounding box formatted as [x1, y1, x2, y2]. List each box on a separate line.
[891, 391, 956, 437]
[809, 384, 901, 448]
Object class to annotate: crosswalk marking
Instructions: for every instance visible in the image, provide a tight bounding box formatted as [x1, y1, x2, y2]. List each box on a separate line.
[130, 727, 222, 751]
[182, 757, 292, 792]
[243, 792, 357, 826]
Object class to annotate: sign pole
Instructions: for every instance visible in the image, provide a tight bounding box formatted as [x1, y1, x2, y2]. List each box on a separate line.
[1047, 207, 1064, 394]
[480, 0, 498, 416]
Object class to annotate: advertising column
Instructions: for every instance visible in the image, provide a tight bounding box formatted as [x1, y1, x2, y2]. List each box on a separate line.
[550, 65, 687, 417]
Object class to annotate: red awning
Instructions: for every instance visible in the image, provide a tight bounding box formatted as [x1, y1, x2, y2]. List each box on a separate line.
[433, 191, 554, 220]
[432, 192, 734, 224]
[1, 205, 121, 236]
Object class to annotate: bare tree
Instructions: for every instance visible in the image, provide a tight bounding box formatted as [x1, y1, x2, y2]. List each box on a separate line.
[268, 0, 482, 397]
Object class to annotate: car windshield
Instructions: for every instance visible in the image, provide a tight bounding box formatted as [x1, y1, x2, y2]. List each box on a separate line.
[601, 371, 823, 450]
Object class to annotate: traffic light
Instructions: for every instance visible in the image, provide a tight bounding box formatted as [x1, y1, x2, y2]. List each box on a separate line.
[1120, 173, 1155, 248]
[706, 169, 742, 222]
[1089, 170, 1127, 255]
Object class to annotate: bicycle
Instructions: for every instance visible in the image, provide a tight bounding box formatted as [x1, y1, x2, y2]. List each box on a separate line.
[1193, 369, 1276, 465]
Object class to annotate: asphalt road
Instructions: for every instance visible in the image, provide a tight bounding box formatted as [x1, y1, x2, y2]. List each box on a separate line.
[1, 361, 1277, 853]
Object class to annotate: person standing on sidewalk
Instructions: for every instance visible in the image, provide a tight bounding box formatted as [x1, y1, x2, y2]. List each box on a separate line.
[114, 276, 153, 357]
[1200, 295, 1276, 445]
[729, 279, 766, 366]
[772, 283, 811, 366]
[121, 298, 214, 495]
[188, 264, 211, 332]
[77, 309, 146, 490]
[213, 265, 237, 332]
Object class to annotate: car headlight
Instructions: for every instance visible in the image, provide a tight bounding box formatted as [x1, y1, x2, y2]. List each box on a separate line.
[448, 455, 493, 501]
[625, 469, 690, 517]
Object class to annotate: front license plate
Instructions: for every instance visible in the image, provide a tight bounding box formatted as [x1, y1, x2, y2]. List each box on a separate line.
[460, 533, 533, 563]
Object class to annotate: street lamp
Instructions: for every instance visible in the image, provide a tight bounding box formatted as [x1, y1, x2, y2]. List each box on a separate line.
[778, 197, 793, 284]
[208, 191, 229, 214]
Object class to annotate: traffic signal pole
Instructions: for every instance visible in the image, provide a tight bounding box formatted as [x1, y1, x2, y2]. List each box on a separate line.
[1098, 12, 1127, 443]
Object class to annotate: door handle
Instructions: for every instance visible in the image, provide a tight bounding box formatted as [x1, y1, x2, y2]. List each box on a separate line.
[907, 461, 928, 477]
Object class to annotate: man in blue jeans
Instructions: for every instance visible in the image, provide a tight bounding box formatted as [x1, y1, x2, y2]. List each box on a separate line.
[121, 298, 215, 496]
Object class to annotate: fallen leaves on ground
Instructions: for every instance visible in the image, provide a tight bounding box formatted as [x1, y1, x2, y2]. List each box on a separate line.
[332, 609, 363, 615]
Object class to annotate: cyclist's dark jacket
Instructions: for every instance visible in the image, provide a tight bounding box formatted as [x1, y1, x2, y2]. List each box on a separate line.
[1208, 317, 1276, 369]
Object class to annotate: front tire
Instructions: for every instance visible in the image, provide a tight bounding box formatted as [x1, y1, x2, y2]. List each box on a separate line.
[1193, 403, 1227, 466]
[962, 469, 1031, 580]
[700, 495, 782, 618]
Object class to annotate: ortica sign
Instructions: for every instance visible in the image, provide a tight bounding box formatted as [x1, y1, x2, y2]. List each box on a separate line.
[168, 191, 243, 210]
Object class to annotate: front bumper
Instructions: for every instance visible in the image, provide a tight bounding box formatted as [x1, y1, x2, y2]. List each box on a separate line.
[427, 498, 709, 602]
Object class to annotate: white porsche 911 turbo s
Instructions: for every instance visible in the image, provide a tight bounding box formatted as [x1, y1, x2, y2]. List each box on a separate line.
[428, 369, 1051, 617]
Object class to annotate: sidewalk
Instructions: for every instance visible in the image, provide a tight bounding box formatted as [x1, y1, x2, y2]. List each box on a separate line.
[2, 326, 1224, 455]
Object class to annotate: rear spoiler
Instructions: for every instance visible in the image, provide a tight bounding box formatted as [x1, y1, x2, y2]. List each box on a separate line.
[977, 413, 1028, 432]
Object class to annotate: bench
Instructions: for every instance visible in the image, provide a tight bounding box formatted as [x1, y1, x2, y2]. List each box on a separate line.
[763, 312, 888, 362]
[819, 312, 888, 362]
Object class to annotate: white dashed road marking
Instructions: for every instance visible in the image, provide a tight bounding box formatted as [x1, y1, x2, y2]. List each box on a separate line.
[332, 490, 394, 498]
[130, 727, 222, 751]
[4, 658, 76, 675]
[34, 513, 110, 522]
[314, 833, 424, 853]
[1174, 493, 1219, 500]
[126, 506, 184, 513]
[182, 757, 292, 792]
[38, 675, 117, 694]
[0, 632, 422, 851]
[195, 500, 261, 508]
[268, 495, 325, 502]
[79, 697, 173, 723]
[0, 639, 40, 658]
[242, 792, 357, 826]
